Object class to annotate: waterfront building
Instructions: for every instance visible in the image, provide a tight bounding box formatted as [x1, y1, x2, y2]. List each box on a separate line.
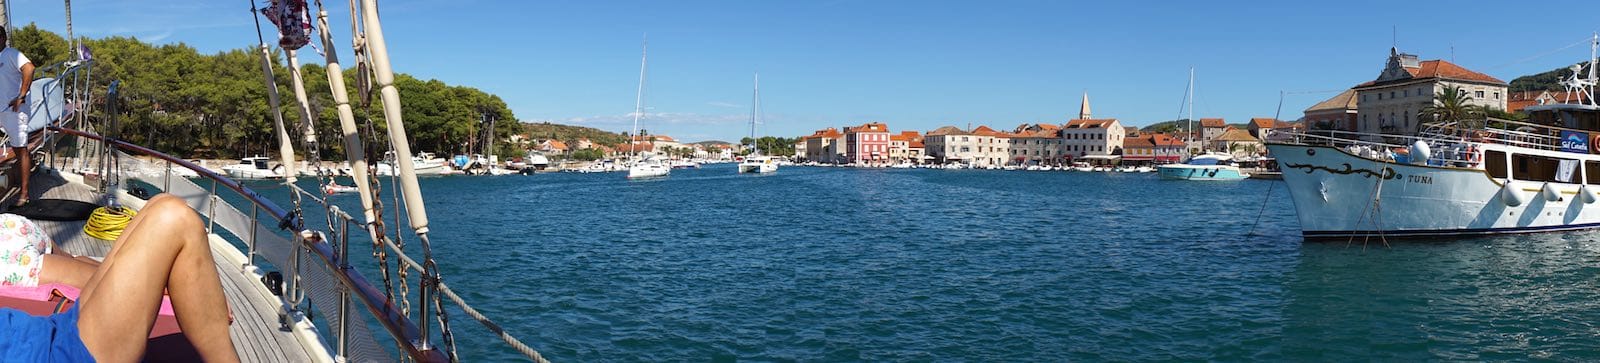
[537, 139, 569, 155]
[803, 127, 845, 164]
[925, 126, 974, 165]
[889, 131, 924, 164]
[844, 122, 892, 165]
[1353, 48, 1506, 137]
[1007, 124, 1062, 165]
[1199, 118, 1228, 141]
[1210, 128, 1263, 156]
[1061, 118, 1125, 160]
[1303, 89, 1359, 132]
[793, 140, 807, 161]
[574, 138, 596, 150]
[1122, 133, 1186, 164]
[970, 126, 1012, 166]
[1247, 117, 1296, 140]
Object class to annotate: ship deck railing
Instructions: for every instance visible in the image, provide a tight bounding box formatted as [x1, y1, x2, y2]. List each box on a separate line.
[1273, 126, 1490, 168]
[45, 127, 454, 362]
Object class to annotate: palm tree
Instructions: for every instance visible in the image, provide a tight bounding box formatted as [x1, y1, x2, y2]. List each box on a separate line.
[1419, 86, 1484, 130]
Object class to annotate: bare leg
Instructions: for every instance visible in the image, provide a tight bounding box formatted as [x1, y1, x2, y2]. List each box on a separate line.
[76, 195, 238, 362]
[37, 254, 96, 288]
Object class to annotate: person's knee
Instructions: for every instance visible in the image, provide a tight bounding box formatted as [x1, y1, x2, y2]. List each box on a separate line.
[145, 195, 203, 231]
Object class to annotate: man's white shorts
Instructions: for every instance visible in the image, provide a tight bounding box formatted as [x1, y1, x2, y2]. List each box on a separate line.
[2, 110, 28, 148]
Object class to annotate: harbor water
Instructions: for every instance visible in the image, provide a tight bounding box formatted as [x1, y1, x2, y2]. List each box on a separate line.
[248, 163, 1600, 361]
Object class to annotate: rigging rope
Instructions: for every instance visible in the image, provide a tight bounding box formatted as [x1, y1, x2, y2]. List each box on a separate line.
[1484, 37, 1592, 71]
[437, 282, 550, 363]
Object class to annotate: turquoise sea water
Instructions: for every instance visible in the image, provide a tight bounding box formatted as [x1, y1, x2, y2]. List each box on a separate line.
[245, 163, 1600, 361]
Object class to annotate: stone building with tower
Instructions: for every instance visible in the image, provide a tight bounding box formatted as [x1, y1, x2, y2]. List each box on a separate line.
[1353, 48, 1506, 137]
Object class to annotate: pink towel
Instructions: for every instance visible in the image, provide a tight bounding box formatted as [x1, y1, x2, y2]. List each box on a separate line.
[0, 283, 176, 316]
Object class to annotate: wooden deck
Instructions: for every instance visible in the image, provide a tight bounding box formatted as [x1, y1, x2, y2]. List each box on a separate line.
[8, 168, 324, 363]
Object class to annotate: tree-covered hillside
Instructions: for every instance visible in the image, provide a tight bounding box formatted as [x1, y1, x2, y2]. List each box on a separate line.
[519, 122, 627, 147]
[1509, 61, 1592, 93]
[11, 24, 519, 159]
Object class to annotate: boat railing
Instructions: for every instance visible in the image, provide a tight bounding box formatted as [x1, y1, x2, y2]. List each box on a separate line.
[1275, 128, 1485, 168]
[45, 127, 453, 362]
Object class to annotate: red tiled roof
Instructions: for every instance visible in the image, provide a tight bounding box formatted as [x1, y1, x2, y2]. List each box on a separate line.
[890, 131, 923, 142]
[544, 140, 569, 150]
[1199, 118, 1226, 128]
[846, 122, 890, 133]
[1249, 118, 1278, 128]
[1124, 133, 1185, 148]
[1414, 60, 1504, 84]
[909, 141, 925, 148]
[1357, 59, 1504, 88]
[807, 127, 844, 139]
[926, 126, 970, 136]
[1212, 129, 1258, 142]
[1151, 133, 1185, 146]
[971, 126, 1012, 137]
[1065, 119, 1118, 129]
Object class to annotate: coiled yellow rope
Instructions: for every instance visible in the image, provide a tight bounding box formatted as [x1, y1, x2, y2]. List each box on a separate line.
[84, 206, 136, 241]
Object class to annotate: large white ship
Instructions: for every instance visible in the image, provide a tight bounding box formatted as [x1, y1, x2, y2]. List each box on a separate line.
[1270, 35, 1600, 239]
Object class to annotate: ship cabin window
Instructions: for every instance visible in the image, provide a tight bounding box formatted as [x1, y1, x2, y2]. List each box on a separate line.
[1510, 153, 1580, 183]
[1485, 150, 1507, 179]
[1588, 161, 1600, 185]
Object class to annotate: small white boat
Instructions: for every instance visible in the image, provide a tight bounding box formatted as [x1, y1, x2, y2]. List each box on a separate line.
[1070, 162, 1094, 172]
[322, 182, 358, 194]
[1135, 165, 1155, 173]
[628, 157, 671, 179]
[670, 159, 702, 169]
[738, 156, 779, 173]
[222, 156, 283, 179]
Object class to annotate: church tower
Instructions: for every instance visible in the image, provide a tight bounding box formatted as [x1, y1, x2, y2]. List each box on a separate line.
[1078, 92, 1092, 120]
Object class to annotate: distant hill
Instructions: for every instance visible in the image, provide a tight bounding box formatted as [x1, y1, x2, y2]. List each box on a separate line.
[692, 140, 732, 146]
[519, 122, 627, 147]
[1509, 61, 1592, 93]
[1139, 119, 1247, 133]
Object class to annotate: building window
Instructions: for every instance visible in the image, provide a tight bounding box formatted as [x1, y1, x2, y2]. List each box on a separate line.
[1390, 91, 1395, 99]
[1378, 93, 1383, 100]
[1475, 91, 1485, 98]
[1494, 92, 1500, 100]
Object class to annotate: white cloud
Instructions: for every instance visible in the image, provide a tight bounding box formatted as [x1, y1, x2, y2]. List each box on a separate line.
[707, 101, 742, 108]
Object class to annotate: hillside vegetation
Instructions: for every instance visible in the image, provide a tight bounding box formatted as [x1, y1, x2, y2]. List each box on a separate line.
[1509, 61, 1592, 93]
[11, 24, 519, 159]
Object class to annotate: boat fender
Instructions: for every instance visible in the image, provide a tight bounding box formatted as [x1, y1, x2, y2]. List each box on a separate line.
[1581, 185, 1600, 204]
[1500, 182, 1527, 207]
[1408, 140, 1430, 165]
[1540, 182, 1563, 202]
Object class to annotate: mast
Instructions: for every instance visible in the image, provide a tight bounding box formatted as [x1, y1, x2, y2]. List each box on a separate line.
[630, 36, 647, 159]
[1183, 67, 1194, 146]
[246, 1, 298, 186]
[314, 0, 377, 227]
[1188, 68, 1198, 150]
[750, 72, 760, 156]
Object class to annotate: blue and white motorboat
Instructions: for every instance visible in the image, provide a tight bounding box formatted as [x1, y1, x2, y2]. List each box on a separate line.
[1157, 152, 1249, 180]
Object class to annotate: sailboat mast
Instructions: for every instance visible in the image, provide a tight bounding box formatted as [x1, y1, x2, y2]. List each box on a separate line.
[1187, 68, 1196, 147]
[751, 73, 760, 155]
[631, 37, 648, 158]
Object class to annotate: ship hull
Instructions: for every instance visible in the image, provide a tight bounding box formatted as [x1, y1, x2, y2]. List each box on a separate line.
[1268, 143, 1600, 239]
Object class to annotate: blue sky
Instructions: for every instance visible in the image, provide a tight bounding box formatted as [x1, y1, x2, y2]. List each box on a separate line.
[9, 0, 1600, 143]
